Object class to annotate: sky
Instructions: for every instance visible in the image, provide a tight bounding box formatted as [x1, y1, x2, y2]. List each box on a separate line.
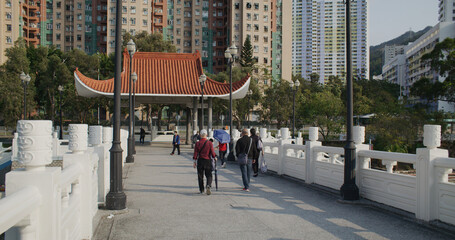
[368, 0, 439, 46]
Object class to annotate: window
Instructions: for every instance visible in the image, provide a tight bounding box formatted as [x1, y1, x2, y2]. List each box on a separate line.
[77, 14, 82, 20]
[123, 6, 127, 13]
[254, 24, 259, 31]
[264, 15, 268, 22]
[264, 47, 268, 53]
[130, 18, 136, 25]
[263, 36, 268, 42]
[234, 24, 239, 30]
[176, 18, 181, 24]
[263, 58, 268, 64]
[77, 35, 82, 41]
[144, 0, 148, 3]
[235, 3, 240, 9]
[122, 17, 127, 24]
[254, 3, 259, 9]
[131, 6, 136, 13]
[254, 14, 259, 21]
[6, 0, 11, 7]
[6, 12, 12, 20]
[264, 4, 268, 11]
[235, 13, 240, 20]
[176, 39, 181, 44]
[247, 24, 251, 31]
[56, 23, 61, 29]
[195, 39, 200, 46]
[195, 29, 199, 36]
[6, 25, 12, 31]
[77, 3, 82, 9]
[264, 26, 268, 32]
[247, 13, 251, 20]
[254, 45, 259, 53]
[56, 12, 61, 19]
[56, 34, 61, 40]
[195, 9, 200, 15]
[6, 36, 12, 43]
[77, 24, 82, 31]
[143, 19, 147, 26]
[246, 2, 251, 9]
[57, 2, 61, 8]
[254, 35, 258, 42]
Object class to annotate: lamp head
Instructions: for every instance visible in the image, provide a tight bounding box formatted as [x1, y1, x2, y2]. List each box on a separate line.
[230, 44, 238, 56]
[289, 81, 294, 89]
[199, 74, 207, 85]
[294, 80, 300, 88]
[132, 72, 138, 83]
[58, 85, 63, 92]
[127, 39, 136, 55]
[224, 49, 231, 59]
[20, 72, 27, 81]
[25, 74, 31, 84]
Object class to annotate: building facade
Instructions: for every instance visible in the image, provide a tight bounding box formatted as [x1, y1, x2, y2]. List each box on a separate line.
[292, 0, 369, 83]
[439, 0, 455, 22]
[0, 0, 20, 64]
[384, 45, 404, 64]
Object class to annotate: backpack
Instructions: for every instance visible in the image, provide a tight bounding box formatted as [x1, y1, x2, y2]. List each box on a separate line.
[257, 138, 263, 151]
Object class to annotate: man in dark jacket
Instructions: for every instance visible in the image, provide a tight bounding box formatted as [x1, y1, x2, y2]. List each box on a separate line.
[235, 128, 258, 192]
[250, 128, 261, 177]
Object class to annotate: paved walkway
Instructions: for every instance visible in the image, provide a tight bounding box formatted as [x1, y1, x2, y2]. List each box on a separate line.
[94, 144, 454, 240]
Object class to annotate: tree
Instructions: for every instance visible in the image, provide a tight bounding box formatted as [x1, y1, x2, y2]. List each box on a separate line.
[0, 38, 35, 126]
[122, 32, 176, 53]
[262, 80, 294, 129]
[239, 36, 255, 68]
[416, 37, 455, 103]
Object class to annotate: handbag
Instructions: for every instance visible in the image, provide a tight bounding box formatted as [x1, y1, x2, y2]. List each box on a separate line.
[260, 154, 267, 173]
[238, 139, 252, 165]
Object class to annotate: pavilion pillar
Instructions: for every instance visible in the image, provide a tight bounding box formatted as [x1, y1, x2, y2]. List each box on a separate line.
[186, 107, 190, 145]
[192, 97, 198, 132]
[208, 97, 213, 130]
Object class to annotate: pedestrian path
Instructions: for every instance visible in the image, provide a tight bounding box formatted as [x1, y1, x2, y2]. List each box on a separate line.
[93, 144, 454, 240]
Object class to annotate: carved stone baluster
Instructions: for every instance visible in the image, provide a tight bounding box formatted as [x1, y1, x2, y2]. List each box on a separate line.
[68, 124, 88, 154]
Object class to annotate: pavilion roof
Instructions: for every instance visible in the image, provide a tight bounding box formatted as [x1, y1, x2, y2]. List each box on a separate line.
[74, 50, 250, 99]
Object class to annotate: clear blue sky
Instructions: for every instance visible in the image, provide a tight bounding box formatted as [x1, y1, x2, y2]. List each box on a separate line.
[369, 0, 439, 46]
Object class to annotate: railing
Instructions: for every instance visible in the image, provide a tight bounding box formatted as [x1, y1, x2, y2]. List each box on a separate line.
[1, 121, 113, 239]
[253, 125, 455, 226]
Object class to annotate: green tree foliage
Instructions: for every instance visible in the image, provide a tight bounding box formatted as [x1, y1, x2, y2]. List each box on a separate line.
[239, 36, 255, 68]
[413, 37, 455, 103]
[262, 80, 295, 129]
[0, 38, 34, 126]
[122, 32, 176, 53]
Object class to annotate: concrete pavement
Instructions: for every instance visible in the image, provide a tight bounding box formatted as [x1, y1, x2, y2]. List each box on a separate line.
[93, 143, 454, 240]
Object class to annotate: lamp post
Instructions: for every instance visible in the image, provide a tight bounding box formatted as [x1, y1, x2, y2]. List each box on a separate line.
[290, 80, 300, 139]
[225, 44, 237, 161]
[20, 72, 31, 120]
[247, 89, 252, 128]
[106, 0, 126, 210]
[199, 73, 207, 130]
[340, 0, 359, 201]
[58, 85, 64, 139]
[126, 39, 136, 163]
[132, 71, 137, 154]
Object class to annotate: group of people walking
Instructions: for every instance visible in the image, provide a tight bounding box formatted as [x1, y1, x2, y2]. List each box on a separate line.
[187, 128, 263, 195]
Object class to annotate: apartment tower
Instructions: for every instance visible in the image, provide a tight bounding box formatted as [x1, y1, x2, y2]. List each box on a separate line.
[0, 0, 20, 64]
[292, 0, 369, 83]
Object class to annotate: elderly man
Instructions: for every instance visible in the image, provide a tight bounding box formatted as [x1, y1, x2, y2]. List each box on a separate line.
[193, 129, 217, 195]
[235, 128, 258, 192]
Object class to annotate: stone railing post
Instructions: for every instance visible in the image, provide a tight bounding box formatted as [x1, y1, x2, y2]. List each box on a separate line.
[296, 132, 303, 145]
[260, 128, 267, 139]
[120, 129, 128, 164]
[63, 124, 96, 238]
[305, 127, 321, 183]
[12, 132, 18, 160]
[6, 120, 60, 239]
[90, 126, 108, 204]
[415, 125, 448, 221]
[353, 126, 370, 189]
[280, 128, 290, 140]
[277, 139, 285, 175]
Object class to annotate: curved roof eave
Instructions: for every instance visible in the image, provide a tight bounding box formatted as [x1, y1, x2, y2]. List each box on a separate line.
[75, 71, 250, 100]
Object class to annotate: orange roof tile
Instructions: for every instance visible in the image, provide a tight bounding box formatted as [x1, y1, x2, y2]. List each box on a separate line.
[74, 50, 250, 98]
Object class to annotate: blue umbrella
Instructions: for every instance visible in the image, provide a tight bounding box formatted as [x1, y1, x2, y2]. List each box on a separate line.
[213, 129, 230, 144]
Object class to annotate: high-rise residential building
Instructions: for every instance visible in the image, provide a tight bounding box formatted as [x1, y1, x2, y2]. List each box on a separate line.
[106, 0, 152, 54]
[292, 0, 369, 83]
[384, 45, 404, 64]
[20, 0, 47, 47]
[0, 0, 20, 64]
[439, 0, 455, 22]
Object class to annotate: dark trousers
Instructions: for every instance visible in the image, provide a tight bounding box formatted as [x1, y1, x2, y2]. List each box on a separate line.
[219, 150, 227, 165]
[252, 158, 259, 175]
[172, 144, 180, 154]
[197, 158, 213, 192]
[140, 135, 145, 144]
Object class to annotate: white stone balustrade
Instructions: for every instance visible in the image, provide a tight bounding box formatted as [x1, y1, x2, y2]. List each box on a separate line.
[121, 129, 128, 164]
[89, 126, 110, 205]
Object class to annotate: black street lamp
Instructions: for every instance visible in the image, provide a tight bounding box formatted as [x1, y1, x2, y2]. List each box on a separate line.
[225, 44, 238, 161]
[340, 0, 359, 201]
[247, 90, 252, 128]
[199, 73, 207, 130]
[290, 80, 300, 139]
[126, 39, 136, 163]
[132, 71, 137, 154]
[106, 0, 126, 210]
[58, 85, 64, 139]
[20, 72, 31, 120]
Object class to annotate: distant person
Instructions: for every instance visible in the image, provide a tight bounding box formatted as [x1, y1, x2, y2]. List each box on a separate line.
[216, 141, 228, 168]
[235, 128, 258, 192]
[250, 128, 262, 177]
[171, 131, 180, 155]
[140, 127, 146, 144]
[193, 129, 217, 195]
